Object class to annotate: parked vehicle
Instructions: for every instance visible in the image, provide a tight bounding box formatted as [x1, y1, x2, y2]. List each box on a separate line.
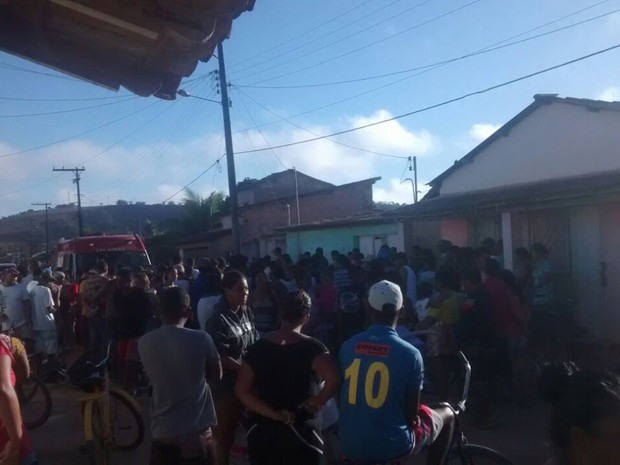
[55, 234, 151, 278]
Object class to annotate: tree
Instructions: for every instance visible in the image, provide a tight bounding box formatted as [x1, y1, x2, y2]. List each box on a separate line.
[116, 199, 129, 206]
[374, 201, 406, 212]
[180, 189, 228, 235]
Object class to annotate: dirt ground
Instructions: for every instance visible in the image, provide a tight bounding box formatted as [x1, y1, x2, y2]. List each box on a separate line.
[29, 381, 551, 465]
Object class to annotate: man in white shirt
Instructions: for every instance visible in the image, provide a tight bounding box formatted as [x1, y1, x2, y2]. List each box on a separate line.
[0, 268, 31, 339]
[29, 273, 58, 360]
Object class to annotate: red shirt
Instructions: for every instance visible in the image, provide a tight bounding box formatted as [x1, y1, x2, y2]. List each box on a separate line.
[485, 276, 521, 338]
[0, 336, 33, 460]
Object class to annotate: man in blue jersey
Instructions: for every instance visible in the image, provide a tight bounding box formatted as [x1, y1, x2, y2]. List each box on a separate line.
[338, 280, 454, 465]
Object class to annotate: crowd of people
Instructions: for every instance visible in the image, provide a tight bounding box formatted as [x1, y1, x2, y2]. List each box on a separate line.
[0, 239, 618, 465]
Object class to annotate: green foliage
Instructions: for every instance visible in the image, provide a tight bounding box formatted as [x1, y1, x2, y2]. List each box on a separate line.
[179, 188, 228, 235]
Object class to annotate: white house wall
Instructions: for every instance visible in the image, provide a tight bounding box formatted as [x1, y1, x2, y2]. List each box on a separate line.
[440, 102, 620, 195]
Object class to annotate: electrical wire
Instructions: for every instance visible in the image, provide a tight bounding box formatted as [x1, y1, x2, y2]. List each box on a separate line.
[230, 0, 410, 76]
[237, 0, 480, 85]
[0, 96, 138, 118]
[232, 98, 286, 207]
[235, 2, 618, 90]
[0, 94, 133, 102]
[233, 86, 409, 160]
[234, 42, 620, 155]
[0, 100, 161, 159]
[0, 60, 80, 82]
[161, 154, 226, 203]
[227, 0, 379, 70]
[233, 89, 290, 171]
[228, 2, 620, 137]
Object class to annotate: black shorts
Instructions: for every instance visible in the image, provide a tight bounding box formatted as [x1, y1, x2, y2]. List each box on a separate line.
[246, 421, 322, 465]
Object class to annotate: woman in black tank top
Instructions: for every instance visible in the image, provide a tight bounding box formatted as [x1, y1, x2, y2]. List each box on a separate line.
[235, 290, 340, 465]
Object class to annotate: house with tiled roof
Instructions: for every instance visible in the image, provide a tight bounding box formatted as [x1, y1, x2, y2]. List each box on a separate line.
[388, 94, 620, 345]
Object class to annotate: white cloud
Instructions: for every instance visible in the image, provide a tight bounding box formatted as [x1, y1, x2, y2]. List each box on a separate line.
[469, 123, 500, 142]
[597, 87, 620, 102]
[0, 109, 439, 217]
[231, 109, 439, 187]
[373, 178, 430, 205]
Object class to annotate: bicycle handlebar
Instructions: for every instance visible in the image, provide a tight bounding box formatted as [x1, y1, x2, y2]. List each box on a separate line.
[85, 343, 112, 370]
[456, 351, 471, 414]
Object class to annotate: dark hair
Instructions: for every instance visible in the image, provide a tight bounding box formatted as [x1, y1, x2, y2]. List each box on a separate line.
[281, 290, 312, 323]
[204, 269, 223, 296]
[395, 252, 408, 262]
[116, 268, 132, 281]
[221, 270, 246, 291]
[532, 242, 550, 257]
[500, 269, 526, 305]
[435, 268, 456, 290]
[539, 362, 620, 455]
[515, 247, 531, 260]
[159, 287, 190, 319]
[461, 266, 482, 284]
[417, 281, 435, 300]
[484, 257, 501, 277]
[96, 260, 108, 274]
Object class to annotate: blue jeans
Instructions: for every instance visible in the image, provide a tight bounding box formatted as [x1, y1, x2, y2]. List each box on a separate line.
[87, 314, 108, 351]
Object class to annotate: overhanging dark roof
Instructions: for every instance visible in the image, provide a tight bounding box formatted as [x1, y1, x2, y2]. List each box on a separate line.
[0, 0, 256, 99]
[429, 95, 620, 191]
[388, 170, 620, 220]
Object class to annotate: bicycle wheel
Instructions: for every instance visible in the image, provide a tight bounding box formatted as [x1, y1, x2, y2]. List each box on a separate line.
[89, 401, 111, 465]
[17, 376, 52, 429]
[107, 388, 145, 451]
[449, 444, 514, 465]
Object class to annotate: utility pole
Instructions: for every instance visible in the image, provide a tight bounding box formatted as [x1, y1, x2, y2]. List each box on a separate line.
[53, 167, 85, 236]
[217, 42, 241, 254]
[413, 156, 419, 203]
[293, 167, 301, 225]
[32, 202, 51, 263]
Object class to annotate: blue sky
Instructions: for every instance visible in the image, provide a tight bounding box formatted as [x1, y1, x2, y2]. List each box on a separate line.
[0, 0, 619, 216]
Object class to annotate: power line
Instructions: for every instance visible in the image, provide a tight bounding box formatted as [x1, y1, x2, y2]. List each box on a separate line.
[233, 86, 409, 160]
[233, 88, 290, 170]
[230, 0, 410, 76]
[231, 97, 286, 208]
[0, 96, 138, 118]
[237, 0, 480, 85]
[235, 2, 618, 90]
[227, 2, 619, 136]
[0, 94, 132, 102]
[227, 0, 379, 70]
[0, 100, 162, 159]
[234, 42, 620, 155]
[0, 60, 80, 82]
[161, 154, 226, 203]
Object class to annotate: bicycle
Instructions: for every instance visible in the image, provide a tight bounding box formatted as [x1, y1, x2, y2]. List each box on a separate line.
[70, 344, 145, 465]
[442, 351, 515, 464]
[2, 325, 53, 430]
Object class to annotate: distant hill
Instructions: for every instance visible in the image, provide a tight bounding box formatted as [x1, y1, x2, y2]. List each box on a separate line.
[0, 203, 184, 260]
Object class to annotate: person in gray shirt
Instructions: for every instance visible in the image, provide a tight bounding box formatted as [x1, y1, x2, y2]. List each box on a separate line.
[139, 287, 222, 465]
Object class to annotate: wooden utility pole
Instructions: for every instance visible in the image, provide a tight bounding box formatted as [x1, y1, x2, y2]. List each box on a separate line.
[53, 167, 85, 236]
[217, 42, 240, 254]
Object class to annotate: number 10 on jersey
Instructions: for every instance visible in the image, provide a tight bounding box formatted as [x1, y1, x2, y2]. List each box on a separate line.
[345, 358, 390, 409]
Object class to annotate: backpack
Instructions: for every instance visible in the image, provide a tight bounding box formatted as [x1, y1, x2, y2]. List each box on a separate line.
[339, 289, 361, 315]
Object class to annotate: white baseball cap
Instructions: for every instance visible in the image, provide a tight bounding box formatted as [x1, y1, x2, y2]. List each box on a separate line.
[368, 280, 403, 312]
